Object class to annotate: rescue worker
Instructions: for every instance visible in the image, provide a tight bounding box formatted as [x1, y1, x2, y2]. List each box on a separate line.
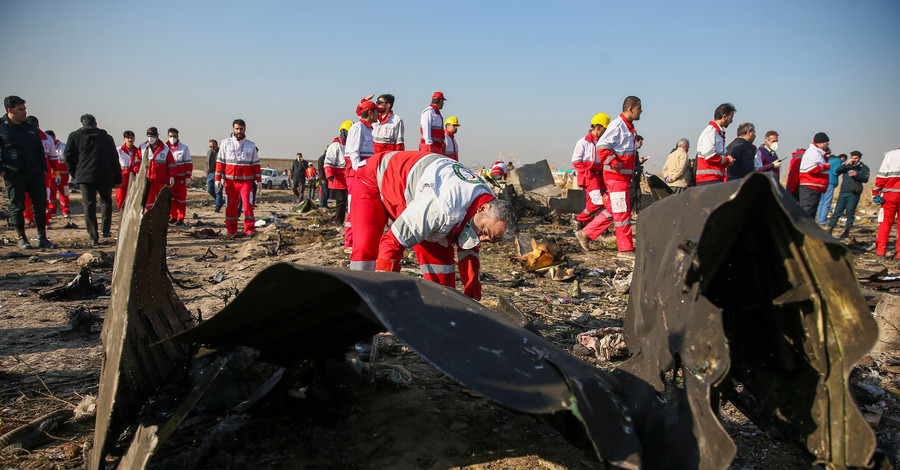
[23, 116, 59, 228]
[324, 120, 351, 225]
[596, 96, 643, 256]
[490, 161, 507, 180]
[0, 95, 53, 249]
[140, 127, 175, 210]
[873, 147, 900, 259]
[419, 92, 446, 153]
[786, 148, 805, 200]
[349, 150, 517, 300]
[344, 99, 382, 251]
[166, 128, 191, 225]
[305, 164, 317, 200]
[696, 103, 736, 185]
[443, 116, 460, 161]
[572, 112, 615, 251]
[115, 130, 142, 211]
[798, 133, 832, 218]
[368, 93, 405, 152]
[214, 119, 261, 238]
[46, 130, 71, 217]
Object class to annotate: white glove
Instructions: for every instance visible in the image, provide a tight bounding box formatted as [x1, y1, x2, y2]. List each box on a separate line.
[186, 176, 191, 184]
[215, 180, 224, 192]
[169, 177, 175, 186]
[55, 176, 61, 185]
[772, 160, 782, 168]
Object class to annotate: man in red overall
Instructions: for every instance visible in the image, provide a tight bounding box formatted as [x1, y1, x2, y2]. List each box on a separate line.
[166, 128, 192, 225]
[115, 130, 141, 211]
[350, 150, 517, 300]
[874, 147, 900, 258]
[140, 127, 175, 210]
[214, 119, 261, 238]
[419, 92, 446, 153]
[596, 96, 642, 256]
[571, 112, 614, 251]
[344, 99, 382, 250]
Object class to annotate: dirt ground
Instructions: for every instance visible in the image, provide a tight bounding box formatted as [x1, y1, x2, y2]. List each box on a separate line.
[1, 181, 899, 469]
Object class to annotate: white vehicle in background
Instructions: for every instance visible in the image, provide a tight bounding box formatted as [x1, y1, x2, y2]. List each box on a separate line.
[261, 168, 289, 189]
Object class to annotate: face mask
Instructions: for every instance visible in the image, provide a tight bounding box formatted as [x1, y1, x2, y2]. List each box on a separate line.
[769, 142, 779, 152]
[169, 137, 177, 145]
[148, 136, 158, 144]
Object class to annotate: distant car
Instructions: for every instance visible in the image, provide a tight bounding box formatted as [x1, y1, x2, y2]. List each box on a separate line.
[261, 168, 288, 189]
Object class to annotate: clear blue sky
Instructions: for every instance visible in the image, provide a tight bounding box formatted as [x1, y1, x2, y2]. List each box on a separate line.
[4, 0, 899, 172]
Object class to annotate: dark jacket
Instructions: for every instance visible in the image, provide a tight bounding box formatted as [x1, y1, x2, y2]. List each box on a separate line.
[206, 148, 218, 174]
[316, 153, 327, 182]
[64, 126, 121, 186]
[726, 137, 757, 180]
[835, 161, 870, 195]
[0, 115, 46, 175]
[291, 158, 308, 184]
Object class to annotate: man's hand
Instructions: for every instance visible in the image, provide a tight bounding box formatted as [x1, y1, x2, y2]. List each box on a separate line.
[363, 94, 375, 101]
[725, 156, 735, 167]
[848, 170, 857, 177]
[215, 180, 223, 192]
[640, 156, 649, 164]
[823, 163, 831, 170]
[55, 175, 62, 185]
[874, 195, 885, 205]
[772, 160, 782, 168]
[169, 177, 175, 186]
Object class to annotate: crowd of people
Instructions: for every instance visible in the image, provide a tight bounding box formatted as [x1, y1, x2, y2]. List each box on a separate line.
[2, 92, 899, 301]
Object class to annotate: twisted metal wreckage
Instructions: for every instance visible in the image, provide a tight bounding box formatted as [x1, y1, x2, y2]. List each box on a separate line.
[89, 170, 878, 469]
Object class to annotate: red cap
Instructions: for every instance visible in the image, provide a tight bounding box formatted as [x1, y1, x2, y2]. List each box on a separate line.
[432, 92, 446, 100]
[356, 99, 383, 116]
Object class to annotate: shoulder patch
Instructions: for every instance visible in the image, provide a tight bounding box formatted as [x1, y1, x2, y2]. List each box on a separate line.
[452, 163, 485, 184]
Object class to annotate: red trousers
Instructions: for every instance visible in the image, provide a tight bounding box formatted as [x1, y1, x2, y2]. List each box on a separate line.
[169, 178, 188, 221]
[876, 192, 900, 257]
[349, 174, 382, 271]
[224, 179, 255, 235]
[57, 168, 70, 215]
[23, 177, 52, 223]
[582, 191, 614, 240]
[344, 174, 355, 248]
[115, 170, 130, 211]
[146, 181, 168, 211]
[606, 179, 635, 251]
[576, 175, 607, 225]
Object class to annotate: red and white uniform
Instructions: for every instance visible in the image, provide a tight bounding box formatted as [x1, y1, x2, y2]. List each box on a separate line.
[54, 139, 71, 215]
[419, 105, 445, 153]
[344, 119, 375, 248]
[595, 114, 637, 251]
[572, 132, 613, 240]
[874, 148, 900, 257]
[115, 144, 142, 211]
[140, 142, 176, 210]
[39, 131, 59, 219]
[490, 161, 507, 180]
[373, 112, 405, 153]
[215, 135, 260, 236]
[167, 140, 192, 222]
[696, 121, 729, 183]
[798, 144, 830, 193]
[444, 130, 458, 161]
[351, 151, 495, 300]
[323, 137, 347, 190]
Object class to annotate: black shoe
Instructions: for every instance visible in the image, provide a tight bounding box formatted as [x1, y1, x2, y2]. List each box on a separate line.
[37, 237, 56, 249]
[17, 237, 32, 249]
[839, 228, 850, 239]
[102, 232, 112, 238]
[214, 207, 221, 213]
[168, 218, 176, 224]
[89, 239, 100, 247]
[175, 220, 185, 226]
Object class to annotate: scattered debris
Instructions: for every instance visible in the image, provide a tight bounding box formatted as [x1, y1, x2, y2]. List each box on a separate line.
[58, 306, 103, 340]
[517, 236, 566, 272]
[76, 250, 113, 269]
[0, 409, 73, 454]
[190, 228, 221, 239]
[547, 266, 575, 281]
[210, 270, 226, 284]
[38, 267, 98, 300]
[576, 327, 628, 361]
[194, 247, 218, 261]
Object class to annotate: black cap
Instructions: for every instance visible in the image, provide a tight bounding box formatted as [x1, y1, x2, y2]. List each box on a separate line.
[146, 127, 159, 136]
[813, 132, 829, 144]
[850, 150, 862, 157]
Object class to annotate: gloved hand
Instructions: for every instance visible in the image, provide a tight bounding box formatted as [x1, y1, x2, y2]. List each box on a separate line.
[186, 176, 191, 184]
[874, 195, 886, 205]
[772, 160, 782, 168]
[55, 175, 62, 185]
[215, 180, 223, 192]
[169, 177, 175, 186]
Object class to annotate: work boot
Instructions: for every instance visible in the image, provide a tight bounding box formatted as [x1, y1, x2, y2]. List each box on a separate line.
[575, 229, 591, 252]
[839, 228, 850, 239]
[15, 226, 32, 249]
[37, 227, 56, 249]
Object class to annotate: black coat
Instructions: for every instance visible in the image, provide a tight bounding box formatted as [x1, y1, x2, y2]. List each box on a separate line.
[64, 127, 121, 186]
[726, 137, 757, 180]
[291, 158, 308, 184]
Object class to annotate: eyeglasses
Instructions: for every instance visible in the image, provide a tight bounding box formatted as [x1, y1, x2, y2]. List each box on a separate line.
[375, 100, 385, 105]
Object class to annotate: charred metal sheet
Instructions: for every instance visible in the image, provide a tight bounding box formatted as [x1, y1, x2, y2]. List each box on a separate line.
[646, 173, 674, 201]
[89, 164, 195, 469]
[618, 172, 878, 468]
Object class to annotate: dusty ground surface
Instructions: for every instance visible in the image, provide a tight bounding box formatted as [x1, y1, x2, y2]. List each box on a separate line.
[1, 180, 899, 469]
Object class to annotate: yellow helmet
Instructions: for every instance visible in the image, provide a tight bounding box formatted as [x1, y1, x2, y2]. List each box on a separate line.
[445, 116, 460, 126]
[590, 113, 610, 128]
[339, 120, 353, 132]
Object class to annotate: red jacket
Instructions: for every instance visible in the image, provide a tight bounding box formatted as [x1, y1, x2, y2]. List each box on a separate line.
[798, 144, 830, 193]
[215, 135, 261, 183]
[142, 143, 175, 184]
[596, 114, 637, 183]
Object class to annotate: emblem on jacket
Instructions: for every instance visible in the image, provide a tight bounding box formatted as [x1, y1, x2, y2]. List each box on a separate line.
[452, 164, 484, 184]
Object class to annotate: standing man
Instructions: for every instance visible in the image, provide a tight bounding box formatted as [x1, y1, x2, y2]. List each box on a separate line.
[0, 96, 54, 249]
[206, 139, 223, 212]
[696, 103, 736, 185]
[290, 153, 308, 203]
[419, 92, 446, 153]
[444, 116, 460, 161]
[316, 150, 328, 207]
[629, 135, 648, 214]
[166, 128, 191, 225]
[873, 147, 900, 258]
[64, 114, 121, 246]
[140, 127, 176, 210]
[828, 151, 869, 239]
[756, 130, 782, 178]
[349, 150, 517, 300]
[344, 99, 382, 251]
[324, 120, 350, 225]
[571, 112, 614, 251]
[596, 95, 643, 256]
[798, 133, 832, 217]
[662, 138, 691, 193]
[816, 151, 845, 225]
[115, 130, 141, 211]
[46, 130, 71, 217]
[369, 93, 405, 152]
[214, 119, 261, 238]
[725, 123, 757, 181]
